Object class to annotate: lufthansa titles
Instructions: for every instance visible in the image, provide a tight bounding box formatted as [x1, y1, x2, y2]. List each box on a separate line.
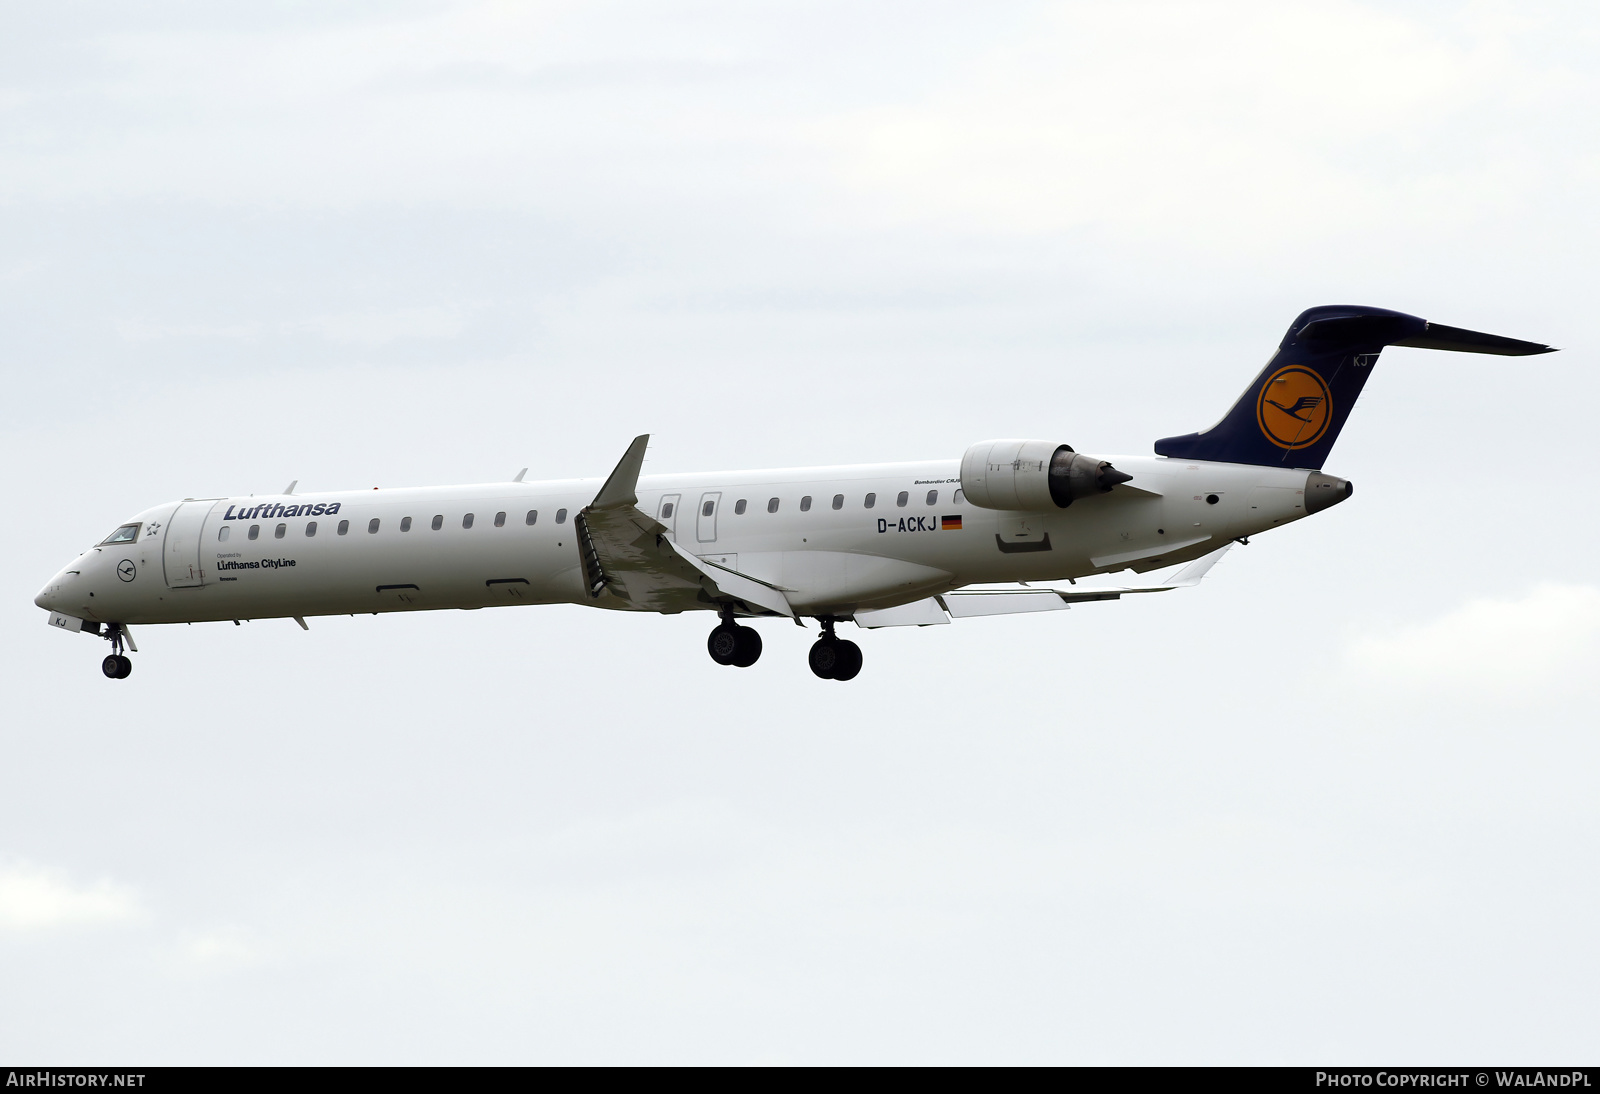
[216, 558, 297, 570]
[223, 502, 340, 520]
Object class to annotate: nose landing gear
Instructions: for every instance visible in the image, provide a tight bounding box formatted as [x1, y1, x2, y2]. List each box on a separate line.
[99, 623, 133, 679]
[707, 610, 763, 668]
[808, 618, 862, 681]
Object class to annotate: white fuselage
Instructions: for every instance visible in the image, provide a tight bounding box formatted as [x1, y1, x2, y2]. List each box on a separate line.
[35, 455, 1315, 627]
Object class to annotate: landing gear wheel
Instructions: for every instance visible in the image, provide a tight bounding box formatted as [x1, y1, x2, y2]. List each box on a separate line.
[808, 638, 840, 679]
[731, 626, 762, 668]
[831, 640, 862, 681]
[102, 654, 132, 679]
[708, 623, 741, 665]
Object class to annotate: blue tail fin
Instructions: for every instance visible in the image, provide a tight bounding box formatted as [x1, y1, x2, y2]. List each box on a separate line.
[1154, 305, 1554, 469]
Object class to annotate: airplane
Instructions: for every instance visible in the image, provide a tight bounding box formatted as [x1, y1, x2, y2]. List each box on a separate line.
[35, 305, 1553, 682]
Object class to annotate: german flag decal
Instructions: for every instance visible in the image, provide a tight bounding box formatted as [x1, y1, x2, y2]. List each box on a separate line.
[941, 515, 962, 531]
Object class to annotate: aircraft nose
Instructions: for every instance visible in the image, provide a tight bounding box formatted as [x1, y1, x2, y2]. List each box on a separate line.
[35, 568, 77, 611]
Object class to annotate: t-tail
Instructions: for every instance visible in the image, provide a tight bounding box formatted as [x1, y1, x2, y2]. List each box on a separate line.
[1155, 305, 1555, 469]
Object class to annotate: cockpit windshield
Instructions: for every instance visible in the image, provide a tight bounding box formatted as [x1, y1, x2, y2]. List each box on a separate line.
[99, 524, 141, 546]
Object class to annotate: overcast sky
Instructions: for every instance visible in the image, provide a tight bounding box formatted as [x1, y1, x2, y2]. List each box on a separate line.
[3, 0, 1597, 1064]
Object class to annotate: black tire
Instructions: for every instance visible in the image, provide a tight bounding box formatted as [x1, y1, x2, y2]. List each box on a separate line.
[732, 626, 762, 668]
[831, 640, 862, 681]
[102, 655, 122, 679]
[707, 624, 740, 665]
[808, 638, 839, 679]
[116, 655, 133, 679]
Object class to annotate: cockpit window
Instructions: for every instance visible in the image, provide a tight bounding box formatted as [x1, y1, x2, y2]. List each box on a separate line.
[99, 524, 141, 546]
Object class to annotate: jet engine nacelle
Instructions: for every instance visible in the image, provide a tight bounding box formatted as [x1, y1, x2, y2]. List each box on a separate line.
[959, 439, 1133, 510]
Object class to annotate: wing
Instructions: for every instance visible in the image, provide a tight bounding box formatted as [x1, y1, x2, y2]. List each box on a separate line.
[854, 546, 1230, 627]
[575, 436, 792, 617]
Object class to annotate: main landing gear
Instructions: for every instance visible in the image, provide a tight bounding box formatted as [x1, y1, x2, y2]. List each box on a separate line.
[707, 611, 763, 668]
[808, 618, 862, 682]
[100, 624, 133, 680]
[704, 611, 864, 680]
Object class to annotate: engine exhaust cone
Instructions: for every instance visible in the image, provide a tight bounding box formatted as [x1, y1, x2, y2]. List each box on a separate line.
[1049, 450, 1132, 507]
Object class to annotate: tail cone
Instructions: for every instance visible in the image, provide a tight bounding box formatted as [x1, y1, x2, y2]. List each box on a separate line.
[1305, 472, 1353, 514]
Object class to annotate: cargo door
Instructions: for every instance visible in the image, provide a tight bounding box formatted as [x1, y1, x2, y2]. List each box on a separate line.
[163, 501, 218, 587]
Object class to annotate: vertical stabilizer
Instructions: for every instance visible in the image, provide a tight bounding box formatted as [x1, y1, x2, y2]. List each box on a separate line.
[1154, 306, 1554, 469]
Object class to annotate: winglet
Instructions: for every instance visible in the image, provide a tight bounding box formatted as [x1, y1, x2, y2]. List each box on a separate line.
[1057, 544, 1231, 602]
[1160, 544, 1231, 587]
[513, 468, 528, 483]
[283, 480, 298, 495]
[591, 435, 650, 510]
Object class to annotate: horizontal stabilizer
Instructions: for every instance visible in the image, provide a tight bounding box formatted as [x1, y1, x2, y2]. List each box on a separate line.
[1391, 321, 1555, 356]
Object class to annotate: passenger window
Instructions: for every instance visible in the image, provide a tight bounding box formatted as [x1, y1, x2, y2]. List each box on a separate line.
[400, 516, 412, 532]
[337, 520, 350, 535]
[864, 492, 876, 509]
[306, 521, 317, 537]
[702, 500, 714, 517]
[248, 525, 260, 540]
[463, 513, 475, 529]
[525, 510, 538, 526]
[556, 509, 568, 524]
[832, 494, 843, 510]
[661, 502, 674, 518]
[896, 491, 908, 507]
[431, 514, 443, 531]
[368, 518, 380, 534]
[218, 526, 231, 542]
[926, 490, 938, 505]
[800, 496, 812, 512]
[954, 489, 965, 504]
[100, 524, 140, 545]
[735, 499, 747, 515]
[767, 498, 779, 513]
[274, 523, 286, 539]
[494, 511, 506, 527]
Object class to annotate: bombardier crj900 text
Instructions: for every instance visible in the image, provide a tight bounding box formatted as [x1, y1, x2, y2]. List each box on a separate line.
[37, 306, 1553, 681]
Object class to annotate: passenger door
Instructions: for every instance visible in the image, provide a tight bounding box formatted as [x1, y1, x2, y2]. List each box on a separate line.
[162, 500, 217, 588]
[657, 494, 681, 541]
[696, 491, 721, 543]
